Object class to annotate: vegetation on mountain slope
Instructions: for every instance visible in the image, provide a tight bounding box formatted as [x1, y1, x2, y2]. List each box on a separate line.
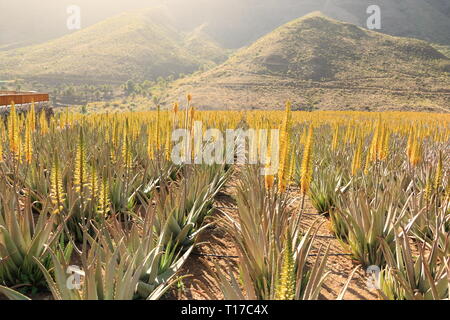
[164, 13, 450, 111]
[0, 8, 227, 83]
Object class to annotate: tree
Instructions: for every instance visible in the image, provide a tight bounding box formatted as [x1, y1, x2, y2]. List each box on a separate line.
[152, 96, 161, 108]
[303, 89, 321, 112]
[123, 80, 136, 96]
[94, 90, 101, 101]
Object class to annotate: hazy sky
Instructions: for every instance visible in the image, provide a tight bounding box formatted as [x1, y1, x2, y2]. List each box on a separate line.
[0, 0, 337, 47]
[0, 0, 328, 45]
[0, 0, 157, 44]
[1, 1, 448, 48]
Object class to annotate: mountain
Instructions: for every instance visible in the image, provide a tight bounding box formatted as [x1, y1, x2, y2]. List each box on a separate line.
[164, 13, 450, 111]
[2, 1, 450, 49]
[0, 7, 227, 84]
[177, 0, 450, 48]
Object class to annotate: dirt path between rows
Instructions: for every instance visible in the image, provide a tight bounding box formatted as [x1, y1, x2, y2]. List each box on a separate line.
[168, 181, 241, 300]
[289, 190, 378, 300]
[172, 180, 379, 300]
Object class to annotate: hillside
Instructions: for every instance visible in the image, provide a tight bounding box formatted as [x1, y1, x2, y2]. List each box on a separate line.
[164, 12, 450, 111]
[320, 0, 450, 46]
[0, 7, 227, 84]
[433, 45, 450, 59]
[187, 0, 450, 48]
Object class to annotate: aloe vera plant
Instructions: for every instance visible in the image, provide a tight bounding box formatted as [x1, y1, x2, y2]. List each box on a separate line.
[379, 230, 449, 300]
[36, 213, 192, 300]
[218, 165, 330, 300]
[154, 164, 230, 249]
[102, 211, 193, 299]
[0, 187, 61, 292]
[309, 164, 344, 215]
[333, 177, 409, 267]
[0, 284, 31, 300]
[36, 240, 143, 300]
